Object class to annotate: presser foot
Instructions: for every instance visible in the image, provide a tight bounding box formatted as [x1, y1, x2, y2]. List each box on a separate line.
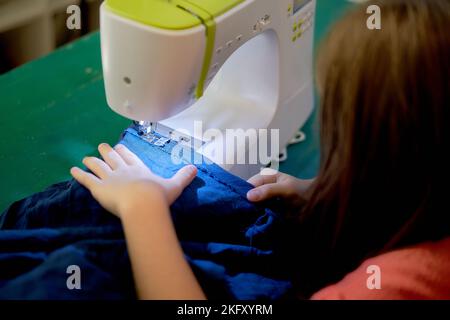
[132, 121, 171, 147]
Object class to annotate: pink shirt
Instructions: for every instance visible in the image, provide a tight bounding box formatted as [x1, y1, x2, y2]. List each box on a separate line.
[311, 237, 450, 300]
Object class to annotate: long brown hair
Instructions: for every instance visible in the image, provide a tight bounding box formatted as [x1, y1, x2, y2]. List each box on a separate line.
[287, 0, 450, 297]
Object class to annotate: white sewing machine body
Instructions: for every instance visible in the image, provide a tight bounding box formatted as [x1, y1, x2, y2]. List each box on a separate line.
[101, 0, 316, 179]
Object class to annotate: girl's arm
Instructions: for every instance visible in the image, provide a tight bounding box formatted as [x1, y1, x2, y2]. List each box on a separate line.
[121, 190, 205, 299]
[70, 143, 205, 300]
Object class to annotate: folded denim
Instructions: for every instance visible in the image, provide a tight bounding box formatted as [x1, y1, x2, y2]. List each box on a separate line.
[0, 126, 293, 300]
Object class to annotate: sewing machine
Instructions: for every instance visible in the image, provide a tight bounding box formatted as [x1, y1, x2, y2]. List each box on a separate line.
[100, 0, 316, 179]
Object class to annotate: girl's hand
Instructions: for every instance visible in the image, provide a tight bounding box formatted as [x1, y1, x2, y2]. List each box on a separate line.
[70, 143, 197, 218]
[247, 169, 315, 209]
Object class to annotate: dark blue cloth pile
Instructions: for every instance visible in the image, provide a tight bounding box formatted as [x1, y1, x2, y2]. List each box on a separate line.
[0, 127, 293, 300]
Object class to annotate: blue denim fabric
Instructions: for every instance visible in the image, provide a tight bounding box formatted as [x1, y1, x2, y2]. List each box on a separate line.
[0, 127, 293, 300]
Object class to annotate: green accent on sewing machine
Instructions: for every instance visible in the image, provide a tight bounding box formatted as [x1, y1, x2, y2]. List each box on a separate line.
[182, 0, 244, 18]
[171, 0, 217, 99]
[105, 0, 201, 30]
[0, 0, 352, 213]
[105, 0, 244, 30]
[195, 17, 216, 99]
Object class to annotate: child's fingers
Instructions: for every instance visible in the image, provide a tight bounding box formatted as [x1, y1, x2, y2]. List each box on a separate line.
[70, 167, 101, 190]
[98, 143, 125, 170]
[82, 156, 111, 179]
[114, 144, 141, 165]
[247, 173, 278, 187]
[170, 165, 198, 193]
[247, 183, 286, 202]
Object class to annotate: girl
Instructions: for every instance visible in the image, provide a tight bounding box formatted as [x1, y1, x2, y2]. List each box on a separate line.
[71, 0, 450, 299]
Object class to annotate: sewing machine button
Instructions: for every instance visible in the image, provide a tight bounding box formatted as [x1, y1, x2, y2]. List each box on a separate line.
[226, 40, 233, 48]
[236, 35, 242, 42]
[216, 47, 222, 54]
[260, 14, 271, 26]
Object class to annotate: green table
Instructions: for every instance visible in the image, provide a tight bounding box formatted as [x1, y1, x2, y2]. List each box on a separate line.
[0, 1, 351, 212]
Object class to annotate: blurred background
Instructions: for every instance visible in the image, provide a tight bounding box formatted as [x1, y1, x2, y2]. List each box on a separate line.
[0, 0, 102, 74]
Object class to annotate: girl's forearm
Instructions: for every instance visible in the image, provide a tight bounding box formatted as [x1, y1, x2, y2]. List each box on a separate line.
[120, 194, 206, 300]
